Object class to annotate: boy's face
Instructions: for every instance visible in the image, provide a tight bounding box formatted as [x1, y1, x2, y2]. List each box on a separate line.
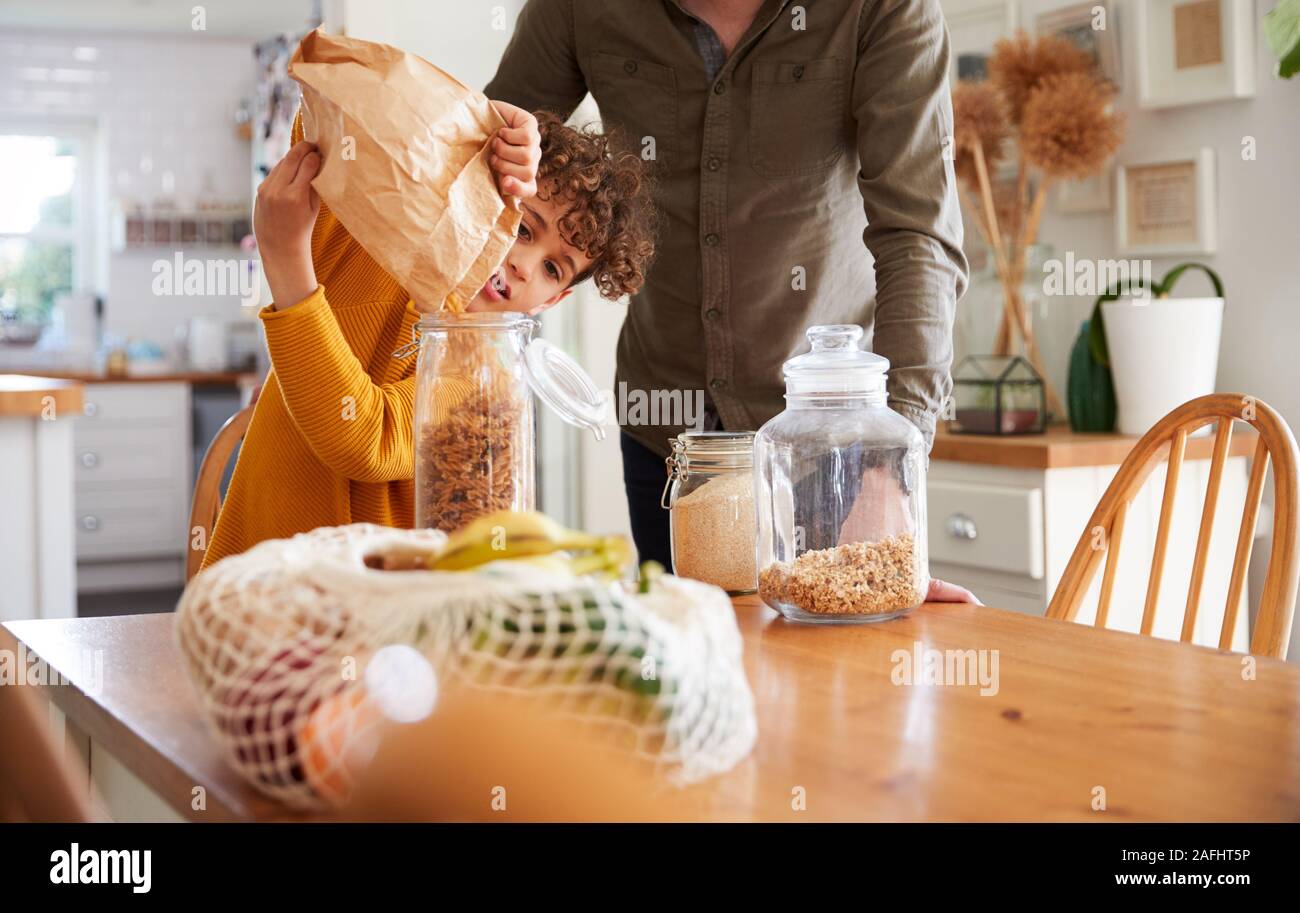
[466, 193, 594, 315]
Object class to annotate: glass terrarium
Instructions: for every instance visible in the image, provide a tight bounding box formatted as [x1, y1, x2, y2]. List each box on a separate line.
[949, 355, 1046, 435]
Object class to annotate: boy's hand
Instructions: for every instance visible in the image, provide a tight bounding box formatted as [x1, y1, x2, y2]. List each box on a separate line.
[255, 141, 322, 310]
[489, 101, 540, 199]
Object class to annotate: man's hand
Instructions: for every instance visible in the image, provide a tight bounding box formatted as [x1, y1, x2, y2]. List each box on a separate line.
[925, 578, 983, 605]
[254, 141, 321, 310]
[489, 100, 541, 199]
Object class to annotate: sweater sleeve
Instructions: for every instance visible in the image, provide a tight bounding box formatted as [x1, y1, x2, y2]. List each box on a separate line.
[260, 287, 414, 483]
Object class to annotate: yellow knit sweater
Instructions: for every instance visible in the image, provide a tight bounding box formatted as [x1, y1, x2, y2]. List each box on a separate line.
[203, 149, 418, 569]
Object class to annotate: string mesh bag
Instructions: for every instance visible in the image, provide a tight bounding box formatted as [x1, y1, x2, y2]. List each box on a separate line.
[176, 524, 757, 810]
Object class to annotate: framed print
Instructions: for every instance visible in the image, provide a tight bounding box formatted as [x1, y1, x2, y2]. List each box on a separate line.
[1136, 0, 1256, 108]
[1037, 1, 1122, 86]
[943, 0, 1019, 83]
[1116, 148, 1217, 255]
[1057, 164, 1114, 215]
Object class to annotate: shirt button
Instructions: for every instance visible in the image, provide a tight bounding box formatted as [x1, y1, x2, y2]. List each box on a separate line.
[704, 232, 720, 246]
[624, 60, 637, 74]
[713, 81, 726, 95]
[707, 157, 721, 171]
[793, 64, 805, 80]
[710, 378, 726, 391]
[705, 308, 721, 319]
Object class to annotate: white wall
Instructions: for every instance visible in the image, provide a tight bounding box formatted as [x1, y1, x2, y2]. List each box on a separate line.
[0, 29, 257, 347]
[1018, 0, 1300, 433]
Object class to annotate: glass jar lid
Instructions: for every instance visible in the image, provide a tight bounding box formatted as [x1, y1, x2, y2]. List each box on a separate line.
[406, 311, 608, 441]
[523, 337, 608, 441]
[674, 430, 754, 468]
[783, 325, 888, 395]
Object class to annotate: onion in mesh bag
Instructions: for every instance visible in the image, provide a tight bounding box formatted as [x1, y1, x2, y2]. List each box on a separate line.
[176, 524, 757, 809]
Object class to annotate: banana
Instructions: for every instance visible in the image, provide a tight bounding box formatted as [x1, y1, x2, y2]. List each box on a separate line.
[430, 510, 606, 572]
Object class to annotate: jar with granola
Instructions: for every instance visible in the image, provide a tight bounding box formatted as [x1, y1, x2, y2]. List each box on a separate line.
[754, 325, 929, 622]
[406, 311, 607, 533]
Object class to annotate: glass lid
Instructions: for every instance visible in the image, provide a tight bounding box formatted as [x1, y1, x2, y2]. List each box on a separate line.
[523, 337, 609, 441]
[783, 325, 888, 395]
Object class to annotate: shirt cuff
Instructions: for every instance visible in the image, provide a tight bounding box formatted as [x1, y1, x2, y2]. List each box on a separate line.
[259, 285, 327, 322]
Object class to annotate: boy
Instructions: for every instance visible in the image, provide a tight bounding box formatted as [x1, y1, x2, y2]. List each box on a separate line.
[201, 105, 656, 569]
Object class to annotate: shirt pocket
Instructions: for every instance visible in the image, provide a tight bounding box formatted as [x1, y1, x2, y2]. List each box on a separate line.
[588, 51, 677, 168]
[749, 56, 847, 178]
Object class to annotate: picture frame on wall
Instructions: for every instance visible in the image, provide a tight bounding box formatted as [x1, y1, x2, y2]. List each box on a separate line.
[943, 0, 1019, 83]
[1116, 148, 1217, 255]
[1136, 0, 1255, 108]
[1037, 1, 1122, 86]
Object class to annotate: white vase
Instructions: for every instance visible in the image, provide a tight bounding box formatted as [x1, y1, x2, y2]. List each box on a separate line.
[1100, 297, 1223, 436]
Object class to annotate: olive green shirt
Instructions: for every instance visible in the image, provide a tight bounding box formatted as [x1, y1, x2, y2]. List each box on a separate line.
[487, 0, 968, 456]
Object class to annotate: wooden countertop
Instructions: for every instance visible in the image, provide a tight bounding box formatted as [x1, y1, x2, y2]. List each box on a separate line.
[4, 367, 260, 386]
[0, 373, 84, 418]
[8, 598, 1299, 821]
[933, 423, 1258, 469]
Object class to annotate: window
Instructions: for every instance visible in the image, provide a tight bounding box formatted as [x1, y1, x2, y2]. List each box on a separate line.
[0, 129, 90, 320]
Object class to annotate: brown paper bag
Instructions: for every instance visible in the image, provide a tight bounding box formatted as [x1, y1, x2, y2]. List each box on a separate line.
[289, 29, 521, 311]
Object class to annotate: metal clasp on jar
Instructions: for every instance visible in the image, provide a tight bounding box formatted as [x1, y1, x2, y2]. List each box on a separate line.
[659, 440, 690, 510]
[391, 323, 421, 360]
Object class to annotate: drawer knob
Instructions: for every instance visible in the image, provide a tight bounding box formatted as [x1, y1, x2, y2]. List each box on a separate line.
[83, 401, 98, 417]
[947, 513, 978, 541]
[80, 514, 100, 532]
[80, 451, 99, 469]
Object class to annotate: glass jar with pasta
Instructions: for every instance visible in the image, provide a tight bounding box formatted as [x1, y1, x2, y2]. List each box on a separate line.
[405, 311, 607, 533]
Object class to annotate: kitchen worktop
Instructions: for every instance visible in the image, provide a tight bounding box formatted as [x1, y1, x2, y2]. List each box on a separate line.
[7, 597, 1299, 822]
[3, 365, 259, 386]
[0, 374, 84, 417]
[932, 422, 1258, 469]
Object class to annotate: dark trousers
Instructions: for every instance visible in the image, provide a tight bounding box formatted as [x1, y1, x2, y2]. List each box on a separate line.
[620, 432, 673, 570]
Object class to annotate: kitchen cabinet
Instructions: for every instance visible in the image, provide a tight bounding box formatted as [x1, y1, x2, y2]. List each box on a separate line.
[73, 382, 192, 591]
[927, 427, 1256, 650]
[0, 376, 83, 622]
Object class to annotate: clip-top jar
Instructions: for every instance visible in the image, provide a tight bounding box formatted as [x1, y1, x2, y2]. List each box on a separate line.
[754, 325, 929, 622]
[661, 431, 757, 594]
[406, 311, 606, 532]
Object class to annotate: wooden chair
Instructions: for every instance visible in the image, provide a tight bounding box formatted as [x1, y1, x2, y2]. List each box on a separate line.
[187, 404, 254, 581]
[1047, 393, 1299, 659]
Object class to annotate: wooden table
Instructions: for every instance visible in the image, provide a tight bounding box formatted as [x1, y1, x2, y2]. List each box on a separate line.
[6, 598, 1300, 821]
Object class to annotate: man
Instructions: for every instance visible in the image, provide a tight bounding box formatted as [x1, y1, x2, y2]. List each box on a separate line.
[487, 0, 969, 584]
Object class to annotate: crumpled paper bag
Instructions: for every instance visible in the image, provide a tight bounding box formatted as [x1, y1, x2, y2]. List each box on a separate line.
[289, 28, 520, 311]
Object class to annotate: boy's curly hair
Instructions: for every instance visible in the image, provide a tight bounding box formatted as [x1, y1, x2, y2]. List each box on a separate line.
[535, 110, 656, 300]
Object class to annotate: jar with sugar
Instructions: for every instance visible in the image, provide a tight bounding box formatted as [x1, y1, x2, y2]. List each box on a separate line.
[661, 431, 758, 594]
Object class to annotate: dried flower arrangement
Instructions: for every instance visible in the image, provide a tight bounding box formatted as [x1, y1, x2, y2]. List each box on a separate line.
[951, 32, 1125, 416]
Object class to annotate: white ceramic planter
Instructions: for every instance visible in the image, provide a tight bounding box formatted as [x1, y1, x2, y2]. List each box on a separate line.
[1101, 297, 1223, 436]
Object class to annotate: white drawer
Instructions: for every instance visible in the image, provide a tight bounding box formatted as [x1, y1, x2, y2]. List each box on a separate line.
[74, 487, 185, 560]
[79, 382, 188, 423]
[74, 425, 184, 485]
[927, 480, 1044, 579]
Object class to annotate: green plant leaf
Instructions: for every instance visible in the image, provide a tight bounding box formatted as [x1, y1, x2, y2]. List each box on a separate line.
[1265, 0, 1300, 79]
[1156, 262, 1225, 298]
